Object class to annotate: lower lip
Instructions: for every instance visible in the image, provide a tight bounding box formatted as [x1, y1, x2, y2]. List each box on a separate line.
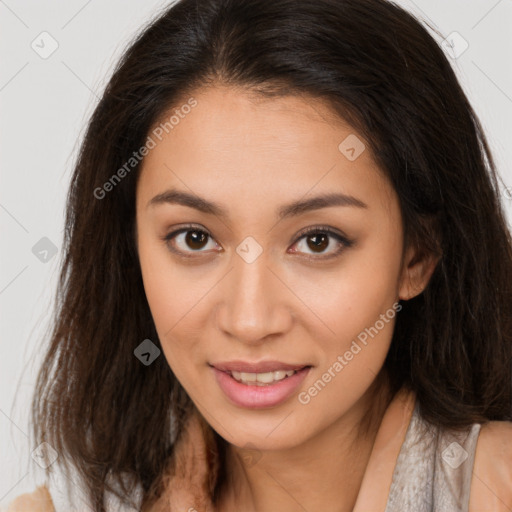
[211, 366, 311, 409]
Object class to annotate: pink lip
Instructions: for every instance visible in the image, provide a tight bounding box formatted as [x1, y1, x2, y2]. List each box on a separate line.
[211, 365, 312, 409]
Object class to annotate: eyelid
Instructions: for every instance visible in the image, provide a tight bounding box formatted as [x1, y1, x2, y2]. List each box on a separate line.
[293, 224, 352, 244]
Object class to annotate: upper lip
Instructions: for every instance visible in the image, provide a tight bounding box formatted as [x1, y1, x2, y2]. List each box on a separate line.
[210, 360, 311, 373]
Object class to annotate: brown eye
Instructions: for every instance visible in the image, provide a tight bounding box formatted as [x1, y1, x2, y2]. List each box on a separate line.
[163, 224, 353, 261]
[184, 230, 209, 250]
[289, 226, 354, 259]
[305, 232, 329, 253]
[163, 226, 220, 257]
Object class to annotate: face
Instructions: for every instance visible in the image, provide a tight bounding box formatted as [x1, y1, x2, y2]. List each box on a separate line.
[135, 85, 426, 451]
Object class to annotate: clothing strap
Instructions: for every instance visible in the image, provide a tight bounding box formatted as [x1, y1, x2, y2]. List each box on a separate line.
[385, 400, 481, 512]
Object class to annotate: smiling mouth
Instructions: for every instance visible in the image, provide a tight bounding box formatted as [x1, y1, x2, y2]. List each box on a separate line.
[210, 364, 313, 408]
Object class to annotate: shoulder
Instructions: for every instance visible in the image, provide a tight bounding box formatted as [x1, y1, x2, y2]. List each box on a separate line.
[469, 420, 512, 512]
[6, 485, 55, 512]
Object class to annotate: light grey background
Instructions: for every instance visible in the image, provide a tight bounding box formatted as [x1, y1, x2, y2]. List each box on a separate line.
[1, 0, 511, 505]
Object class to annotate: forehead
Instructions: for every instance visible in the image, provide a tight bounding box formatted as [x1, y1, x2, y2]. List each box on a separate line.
[136, 86, 396, 217]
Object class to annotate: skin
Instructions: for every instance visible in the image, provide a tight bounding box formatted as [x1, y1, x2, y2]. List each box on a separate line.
[135, 85, 437, 511]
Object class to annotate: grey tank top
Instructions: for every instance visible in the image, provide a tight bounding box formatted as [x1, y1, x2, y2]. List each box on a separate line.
[385, 399, 482, 512]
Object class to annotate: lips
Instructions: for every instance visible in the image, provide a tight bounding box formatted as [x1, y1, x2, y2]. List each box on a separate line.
[211, 365, 312, 408]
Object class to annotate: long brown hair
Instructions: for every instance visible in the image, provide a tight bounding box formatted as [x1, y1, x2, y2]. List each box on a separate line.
[30, 0, 512, 509]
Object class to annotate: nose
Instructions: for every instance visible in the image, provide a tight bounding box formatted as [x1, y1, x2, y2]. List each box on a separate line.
[215, 247, 293, 345]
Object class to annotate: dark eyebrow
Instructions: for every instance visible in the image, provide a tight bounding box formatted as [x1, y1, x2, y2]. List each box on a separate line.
[146, 188, 367, 220]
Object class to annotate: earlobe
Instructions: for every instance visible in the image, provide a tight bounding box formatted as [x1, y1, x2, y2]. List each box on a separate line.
[398, 244, 440, 301]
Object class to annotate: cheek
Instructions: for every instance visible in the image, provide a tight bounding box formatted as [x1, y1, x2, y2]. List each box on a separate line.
[295, 277, 399, 432]
[288, 224, 402, 349]
[297, 225, 402, 413]
[137, 231, 174, 330]
[136, 228, 202, 371]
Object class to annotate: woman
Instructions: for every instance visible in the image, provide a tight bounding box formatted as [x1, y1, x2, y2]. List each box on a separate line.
[7, 0, 512, 510]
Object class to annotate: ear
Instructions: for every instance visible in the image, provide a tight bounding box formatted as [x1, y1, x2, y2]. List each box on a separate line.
[398, 243, 440, 301]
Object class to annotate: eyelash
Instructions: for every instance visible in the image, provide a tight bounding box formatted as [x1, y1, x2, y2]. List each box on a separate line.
[161, 223, 354, 261]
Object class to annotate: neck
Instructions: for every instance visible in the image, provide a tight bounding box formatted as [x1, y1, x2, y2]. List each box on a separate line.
[216, 369, 395, 512]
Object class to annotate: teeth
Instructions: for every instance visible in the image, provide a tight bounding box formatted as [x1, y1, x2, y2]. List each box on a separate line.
[230, 369, 297, 385]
